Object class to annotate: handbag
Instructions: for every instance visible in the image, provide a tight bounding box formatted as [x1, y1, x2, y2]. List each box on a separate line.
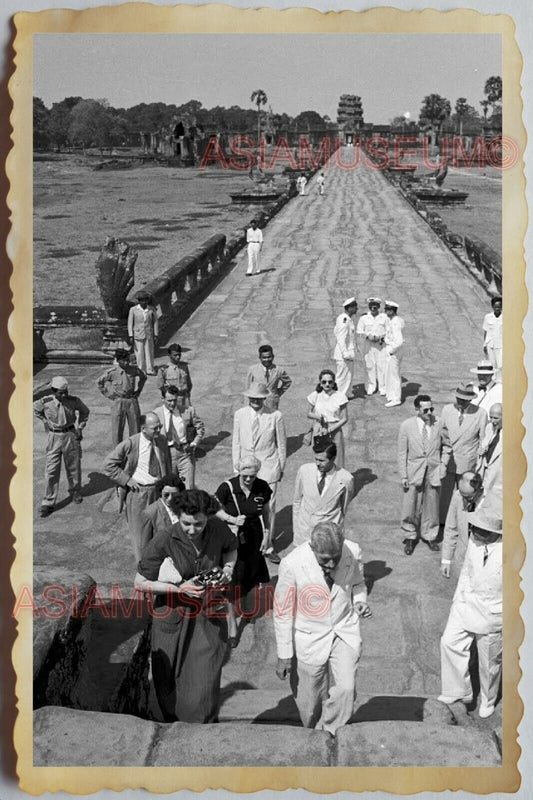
[313, 432, 334, 450]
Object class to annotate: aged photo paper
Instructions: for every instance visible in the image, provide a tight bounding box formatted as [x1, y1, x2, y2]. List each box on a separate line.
[6, 2, 526, 794]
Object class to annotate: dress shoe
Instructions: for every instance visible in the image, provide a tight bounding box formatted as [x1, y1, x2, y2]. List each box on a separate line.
[425, 540, 440, 552]
[228, 637, 238, 649]
[479, 701, 496, 718]
[266, 551, 281, 565]
[404, 539, 415, 555]
[39, 506, 53, 518]
[385, 400, 401, 408]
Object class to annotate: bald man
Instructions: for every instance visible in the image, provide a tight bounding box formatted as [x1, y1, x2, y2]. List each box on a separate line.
[104, 412, 172, 560]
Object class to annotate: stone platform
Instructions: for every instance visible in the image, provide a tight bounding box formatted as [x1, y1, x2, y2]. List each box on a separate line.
[32, 148, 500, 764]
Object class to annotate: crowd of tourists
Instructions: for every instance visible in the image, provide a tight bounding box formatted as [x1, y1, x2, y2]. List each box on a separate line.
[33, 281, 503, 732]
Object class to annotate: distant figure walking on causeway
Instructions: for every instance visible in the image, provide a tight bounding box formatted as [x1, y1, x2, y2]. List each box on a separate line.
[246, 219, 263, 276]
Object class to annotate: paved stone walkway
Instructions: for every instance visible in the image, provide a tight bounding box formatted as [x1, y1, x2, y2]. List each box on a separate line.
[33, 148, 498, 734]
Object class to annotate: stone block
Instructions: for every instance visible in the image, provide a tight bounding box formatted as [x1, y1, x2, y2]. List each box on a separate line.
[33, 707, 158, 766]
[152, 722, 331, 766]
[335, 720, 500, 766]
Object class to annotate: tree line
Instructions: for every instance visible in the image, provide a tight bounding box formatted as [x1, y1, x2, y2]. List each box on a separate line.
[33, 94, 332, 153]
[390, 76, 502, 141]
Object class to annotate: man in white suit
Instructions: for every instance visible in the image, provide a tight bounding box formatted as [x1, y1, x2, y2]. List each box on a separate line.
[233, 382, 286, 550]
[333, 296, 358, 398]
[470, 360, 502, 414]
[127, 291, 159, 375]
[356, 297, 387, 396]
[274, 522, 371, 734]
[293, 442, 355, 547]
[477, 403, 502, 507]
[383, 300, 405, 407]
[398, 394, 443, 555]
[439, 503, 502, 718]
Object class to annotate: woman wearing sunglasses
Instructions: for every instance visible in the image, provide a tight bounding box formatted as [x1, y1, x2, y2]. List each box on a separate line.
[307, 369, 349, 467]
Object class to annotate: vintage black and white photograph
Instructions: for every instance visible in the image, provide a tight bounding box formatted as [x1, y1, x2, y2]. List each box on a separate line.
[10, 5, 524, 789]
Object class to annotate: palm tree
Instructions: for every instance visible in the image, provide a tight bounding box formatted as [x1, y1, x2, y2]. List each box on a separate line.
[454, 97, 469, 136]
[484, 76, 502, 115]
[419, 93, 451, 146]
[251, 89, 268, 145]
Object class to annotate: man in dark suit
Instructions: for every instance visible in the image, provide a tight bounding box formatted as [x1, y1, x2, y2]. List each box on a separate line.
[397, 394, 444, 555]
[103, 412, 172, 560]
[139, 473, 185, 553]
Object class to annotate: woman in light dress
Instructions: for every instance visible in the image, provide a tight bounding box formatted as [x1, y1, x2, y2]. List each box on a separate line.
[306, 368, 349, 467]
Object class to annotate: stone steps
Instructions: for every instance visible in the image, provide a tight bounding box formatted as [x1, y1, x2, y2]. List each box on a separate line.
[33, 706, 501, 767]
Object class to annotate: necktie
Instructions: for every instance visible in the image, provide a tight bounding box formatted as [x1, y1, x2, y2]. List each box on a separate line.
[148, 442, 162, 478]
[265, 367, 271, 385]
[458, 410, 464, 426]
[422, 424, 429, 451]
[483, 545, 489, 566]
[317, 474, 326, 495]
[167, 412, 177, 445]
[323, 570, 334, 590]
[251, 412, 260, 442]
[485, 429, 500, 462]
[56, 399, 67, 427]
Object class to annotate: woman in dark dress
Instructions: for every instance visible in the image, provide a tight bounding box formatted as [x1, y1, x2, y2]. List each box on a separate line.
[215, 455, 271, 644]
[135, 489, 237, 723]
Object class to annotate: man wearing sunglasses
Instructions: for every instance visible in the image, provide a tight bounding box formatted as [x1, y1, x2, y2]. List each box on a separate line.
[398, 394, 444, 555]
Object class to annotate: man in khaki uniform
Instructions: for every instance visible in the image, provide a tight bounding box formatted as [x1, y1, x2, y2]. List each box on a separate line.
[156, 343, 192, 403]
[33, 376, 90, 517]
[96, 348, 146, 445]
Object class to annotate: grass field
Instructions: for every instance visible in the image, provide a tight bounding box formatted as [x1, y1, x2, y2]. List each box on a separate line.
[33, 155, 279, 306]
[34, 151, 502, 308]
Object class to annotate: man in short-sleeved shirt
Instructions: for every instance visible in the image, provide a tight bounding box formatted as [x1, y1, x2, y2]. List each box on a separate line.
[482, 296, 502, 381]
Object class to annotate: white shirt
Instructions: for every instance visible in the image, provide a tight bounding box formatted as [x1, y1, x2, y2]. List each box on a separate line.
[162, 406, 186, 445]
[384, 315, 405, 354]
[472, 381, 502, 414]
[131, 433, 160, 485]
[247, 227, 263, 245]
[483, 312, 502, 348]
[416, 417, 434, 439]
[356, 312, 387, 340]
[164, 504, 180, 525]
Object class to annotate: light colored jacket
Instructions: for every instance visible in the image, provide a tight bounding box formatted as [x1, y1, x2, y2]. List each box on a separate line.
[397, 416, 443, 487]
[232, 406, 287, 483]
[103, 433, 171, 511]
[472, 381, 502, 415]
[451, 537, 502, 634]
[292, 464, 355, 546]
[440, 403, 488, 475]
[476, 423, 502, 507]
[154, 404, 205, 448]
[127, 305, 158, 340]
[333, 313, 355, 360]
[274, 540, 367, 665]
[384, 315, 404, 355]
[441, 488, 485, 565]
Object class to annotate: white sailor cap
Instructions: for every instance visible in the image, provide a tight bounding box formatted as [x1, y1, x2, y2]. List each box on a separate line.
[343, 296, 357, 307]
[367, 297, 382, 306]
[384, 300, 399, 310]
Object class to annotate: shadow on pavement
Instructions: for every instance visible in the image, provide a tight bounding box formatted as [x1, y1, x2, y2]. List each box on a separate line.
[364, 559, 392, 595]
[353, 695, 425, 723]
[286, 433, 304, 459]
[195, 430, 231, 458]
[403, 380, 422, 398]
[82, 470, 115, 498]
[252, 694, 302, 726]
[352, 467, 378, 498]
[274, 505, 293, 551]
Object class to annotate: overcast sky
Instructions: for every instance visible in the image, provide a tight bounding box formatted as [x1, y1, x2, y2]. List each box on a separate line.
[34, 33, 501, 123]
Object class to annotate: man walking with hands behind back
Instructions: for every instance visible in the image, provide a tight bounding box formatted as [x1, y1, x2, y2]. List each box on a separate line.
[398, 395, 443, 555]
[274, 522, 371, 734]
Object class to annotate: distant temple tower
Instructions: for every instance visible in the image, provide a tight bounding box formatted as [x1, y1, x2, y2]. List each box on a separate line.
[337, 95, 364, 144]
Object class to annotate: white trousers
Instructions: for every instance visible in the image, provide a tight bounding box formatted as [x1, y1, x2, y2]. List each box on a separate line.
[383, 349, 403, 403]
[486, 345, 502, 382]
[133, 336, 155, 374]
[335, 359, 353, 396]
[247, 243, 261, 274]
[295, 635, 361, 734]
[364, 345, 385, 394]
[440, 603, 502, 707]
